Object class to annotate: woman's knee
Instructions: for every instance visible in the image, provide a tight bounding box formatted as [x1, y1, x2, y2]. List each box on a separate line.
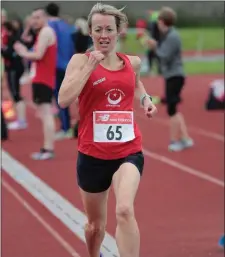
[85, 221, 106, 235]
[116, 203, 134, 222]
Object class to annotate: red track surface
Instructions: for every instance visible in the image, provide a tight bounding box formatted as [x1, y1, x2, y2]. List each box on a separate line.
[2, 74, 224, 257]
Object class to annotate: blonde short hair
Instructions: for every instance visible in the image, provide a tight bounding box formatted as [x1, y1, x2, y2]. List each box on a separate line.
[87, 2, 128, 31]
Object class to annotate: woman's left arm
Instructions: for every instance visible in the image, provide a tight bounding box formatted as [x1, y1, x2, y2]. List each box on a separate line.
[128, 55, 157, 118]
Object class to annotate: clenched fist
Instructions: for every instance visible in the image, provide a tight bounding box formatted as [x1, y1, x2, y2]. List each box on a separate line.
[87, 51, 105, 70]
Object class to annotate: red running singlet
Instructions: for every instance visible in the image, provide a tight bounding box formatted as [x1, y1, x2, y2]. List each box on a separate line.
[31, 29, 57, 89]
[78, 52, 142, 160]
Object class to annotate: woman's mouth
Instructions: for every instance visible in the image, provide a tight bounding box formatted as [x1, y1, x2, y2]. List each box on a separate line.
[99, 41, 110, 47]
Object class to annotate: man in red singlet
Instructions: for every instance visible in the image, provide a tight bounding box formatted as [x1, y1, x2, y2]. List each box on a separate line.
[14, 8, 57, 160]
[59, 3, 157, 257]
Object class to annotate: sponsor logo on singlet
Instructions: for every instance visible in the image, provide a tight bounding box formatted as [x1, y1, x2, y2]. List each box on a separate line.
[105, 88, 125, 107]
[93, 77, 106, 86]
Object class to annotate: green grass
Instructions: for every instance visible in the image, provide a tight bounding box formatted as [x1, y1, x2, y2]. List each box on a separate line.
[141, 59, 224, 76]
[122, 28, 224, 55]
[184, 60, 224, 75]
[179, 28, 224, 51]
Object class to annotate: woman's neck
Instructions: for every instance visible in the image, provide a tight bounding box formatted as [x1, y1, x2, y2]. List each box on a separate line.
[100, 51, 124, 71]
[101, 50, 119, 66]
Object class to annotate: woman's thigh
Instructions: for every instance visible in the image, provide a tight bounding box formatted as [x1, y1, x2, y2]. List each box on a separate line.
[112, 151, 144, 208]
[79, 188, 109, 225]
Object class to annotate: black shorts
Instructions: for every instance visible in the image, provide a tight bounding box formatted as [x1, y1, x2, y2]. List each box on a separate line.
[77, 151, 144, 193]
[165, 76, 185, 105]
[32, 83, 53, 104]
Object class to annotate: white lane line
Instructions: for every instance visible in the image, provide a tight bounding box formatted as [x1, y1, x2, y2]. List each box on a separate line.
[2, 150, 119, 257]
[143, 148, 224, 187]
[2, 179, 81, 257]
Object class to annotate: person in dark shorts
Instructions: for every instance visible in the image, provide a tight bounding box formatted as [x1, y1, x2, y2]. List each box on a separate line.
[1, 21, 27, 130]
[58, 3, 157, 256]
[46, 2, 76, 140]
[77, 151, 144, 193]
[146, 7, 194, 151]
[14, 8, 57, 160]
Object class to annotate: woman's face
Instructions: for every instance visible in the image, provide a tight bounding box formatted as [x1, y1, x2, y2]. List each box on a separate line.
[90, 13, 119, 54]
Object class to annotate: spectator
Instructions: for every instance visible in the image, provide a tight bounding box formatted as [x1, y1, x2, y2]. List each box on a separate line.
[74, 17, 92, 53]
[1, 9, 8, 47]
[1, 21, 27, 130]
[46, 2, 75, 140]
[21, 15, 37, 49]
[14, 7, 57, 160]
[1, 54, 8, 140]
[19, 14, 37, 86]
[146, 9, 161, 74]
[147, 7, 194, 151]
[11, 17, 24, 37]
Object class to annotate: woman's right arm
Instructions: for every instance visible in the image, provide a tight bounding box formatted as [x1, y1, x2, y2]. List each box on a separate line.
[58, 53, 93, 108]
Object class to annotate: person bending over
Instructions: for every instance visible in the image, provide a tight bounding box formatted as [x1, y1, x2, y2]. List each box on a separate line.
[147, 7, 193, 151]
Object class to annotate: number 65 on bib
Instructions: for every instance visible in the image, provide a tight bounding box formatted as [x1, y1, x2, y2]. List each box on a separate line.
[93, 111, 135, 143]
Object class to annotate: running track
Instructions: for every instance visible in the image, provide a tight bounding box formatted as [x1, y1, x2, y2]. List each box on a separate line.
[2, 74, 224, 257]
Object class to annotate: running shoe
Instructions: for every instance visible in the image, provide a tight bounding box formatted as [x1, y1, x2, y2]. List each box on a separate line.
[168, 141, 184, 152]
[7, 120, 27, 130]
[31, 148, 54, 160]
[168, 138, 194, 152]
[180, 138, 194, 149]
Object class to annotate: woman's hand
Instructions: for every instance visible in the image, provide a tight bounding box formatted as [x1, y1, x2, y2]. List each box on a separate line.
[143, 96, 157, 118]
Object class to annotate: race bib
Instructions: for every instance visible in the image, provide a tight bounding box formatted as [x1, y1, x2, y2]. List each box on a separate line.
[93, 111, 135, 143]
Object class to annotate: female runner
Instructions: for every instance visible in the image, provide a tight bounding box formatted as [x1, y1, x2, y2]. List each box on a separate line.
[59, 3, 157, 257]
